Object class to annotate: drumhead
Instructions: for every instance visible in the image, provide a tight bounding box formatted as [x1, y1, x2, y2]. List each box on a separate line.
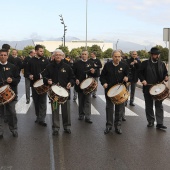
[150, 84, 166, 95]
[33, 79, 44, 87]
[51, 85, 68, 97]
[108, 84, 124, 97]
[80, 78, 93, 89]
[0, 85, 8, 93]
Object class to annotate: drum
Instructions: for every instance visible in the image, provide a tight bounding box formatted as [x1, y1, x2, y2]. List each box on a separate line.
[0, 85, 15, 105]
[149, 83, 169, 101]
[48, 85, 69, 104]
[107, 84, 129, 105]
[80, 77, 98, 95]
[33, 79, 50, 95]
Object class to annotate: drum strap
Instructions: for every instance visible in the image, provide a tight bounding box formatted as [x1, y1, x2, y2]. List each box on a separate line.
[52, 101, 58, 111]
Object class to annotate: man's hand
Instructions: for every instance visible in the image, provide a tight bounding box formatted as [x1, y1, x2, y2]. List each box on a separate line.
[142, 80, 147, 86]
[48, 79, 52, 85]
[90, 68, 95, 74]
[164, 76, 168, 82]
[7, 77, 12, 83]
[29, 75, 33, 80]
[123, 76, 128, 82]
[76, 79, 80, 85]
[103, 83, 108, 89]
[66, 82, 71, 89]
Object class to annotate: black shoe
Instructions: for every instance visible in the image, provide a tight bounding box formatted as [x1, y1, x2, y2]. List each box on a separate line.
[11, 130, 18, 137]
[85, 119, 93, 123]
[122, 117, 126, 121]
[39, 121, 47, 127]
[78, 115, 84, 120]
[115, 127, 122, 134]
[129, 102, 135, 106]
[73, 97, 77, 101]
[52, 130, 59, 136]
[26, 100, 30, 104]
[156, 124, 167, 129]
[125, 102, 127, 106]
[104, 127, 112, 134]
[35, 119, 39, 123]
[0, 133, 3, 139]
[92, 94, 97, 98]
[4, 119, 8, 123]
[64, 129, 71, 134]
[147, 122, 154, 127]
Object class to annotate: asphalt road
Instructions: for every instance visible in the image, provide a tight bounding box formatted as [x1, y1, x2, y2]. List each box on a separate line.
[0, 77, 170, 170]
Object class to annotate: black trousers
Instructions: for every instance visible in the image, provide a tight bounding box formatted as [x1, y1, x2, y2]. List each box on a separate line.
[51, 100, 71, 130]
[105, 95, 124, 128]
[31, 87, 47, 122]
[78, 92, 91, 119]
[0, 101, 17, 133]
[144, 92, 163, 124]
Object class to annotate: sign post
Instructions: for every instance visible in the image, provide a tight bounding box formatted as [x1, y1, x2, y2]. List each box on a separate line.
[163, 28, 170, 91]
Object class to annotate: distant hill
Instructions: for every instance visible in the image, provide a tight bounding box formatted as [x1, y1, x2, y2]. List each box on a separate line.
[0, 37, 152, 52]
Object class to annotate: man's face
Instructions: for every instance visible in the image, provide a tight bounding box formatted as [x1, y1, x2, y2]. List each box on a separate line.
[30, 50, 36, 57]
[81, 51, 88, 61]
[0, 52, 8, 63]
[36, 48, 44, 57]
[12, 50, 17, 57]
[91, 53, 95, 59]
[131, 51, 137, 59]
[151, 54, 160, 61]
[112, 52, 121, 65]
[54, 52, 63, 63]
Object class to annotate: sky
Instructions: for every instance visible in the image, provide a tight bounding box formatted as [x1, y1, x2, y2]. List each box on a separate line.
[1, 0, 170, 47]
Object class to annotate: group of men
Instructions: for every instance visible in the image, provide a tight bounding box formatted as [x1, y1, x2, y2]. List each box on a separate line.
[0, 44, 169, 138]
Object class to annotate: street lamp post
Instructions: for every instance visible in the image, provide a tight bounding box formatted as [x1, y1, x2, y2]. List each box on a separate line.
[115, 39, 119, 50]
[85, 0, 88, 50]
[59, 14, 67, 47]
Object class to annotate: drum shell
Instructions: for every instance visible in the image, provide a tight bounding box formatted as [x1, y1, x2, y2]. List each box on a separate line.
[0, 85, 15, 105]
[149, 84, 169, 101]
[33, 79, 50, 95]
[48, 86, 68, 104]
[80, 78, 98, 95]
[107, 84, 129, 105]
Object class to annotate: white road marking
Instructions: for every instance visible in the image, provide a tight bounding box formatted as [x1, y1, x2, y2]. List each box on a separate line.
[16, 94, 33, 114]
[134, 97, 170, 117]
[76, 98, 100, 115]
[163, 98, 170, 107]
[98, 95, 138, 116]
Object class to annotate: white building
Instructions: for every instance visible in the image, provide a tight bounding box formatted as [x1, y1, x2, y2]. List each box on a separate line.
[34, 40, 113, 52]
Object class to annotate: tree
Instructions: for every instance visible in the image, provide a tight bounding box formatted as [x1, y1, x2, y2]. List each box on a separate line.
[58, 45, 69, 55]
[137, 50, 149, 59]
[22, 46, 35, 57]
[70, 48, 82, 59]
[155, 45, 168, 62]
[102, 48, 113, 58]
[89, 45, 103, 58]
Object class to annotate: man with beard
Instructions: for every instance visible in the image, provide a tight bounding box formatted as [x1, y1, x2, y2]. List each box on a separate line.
[27, 45, 49, 126]
[139, 47, 168, 129]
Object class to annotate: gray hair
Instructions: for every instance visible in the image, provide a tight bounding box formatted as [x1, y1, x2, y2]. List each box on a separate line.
[53, 49, 64, 56]
[111, 50, 121, 57]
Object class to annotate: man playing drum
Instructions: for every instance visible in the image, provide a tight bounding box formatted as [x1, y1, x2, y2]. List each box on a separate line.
[100, 50, 129, 134]
[139, 47, 169, 129]
[73, 50, 97, 123]
[27, 45, 49, 126]
[43, 49, 75, 135]
[0, 49, 21, 138]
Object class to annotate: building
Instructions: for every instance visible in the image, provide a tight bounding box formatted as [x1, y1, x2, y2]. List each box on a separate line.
[34, 40, 113, 52]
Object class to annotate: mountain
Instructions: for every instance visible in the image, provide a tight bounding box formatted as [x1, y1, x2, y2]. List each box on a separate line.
[0, 37, 152, 52]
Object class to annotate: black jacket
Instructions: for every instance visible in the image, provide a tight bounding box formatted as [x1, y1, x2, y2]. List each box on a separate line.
[0, 62, 21, 92]
[27, 56, 49, 87]
[8, 56, 23, 73]
[23, 56, 32, 78]
[73, 59, 97, 92]
[138, 58, 168, 93]
[100, 61, 129, 93]
[88, 58, 102, 77]
[43, 60, 75, 88]
[127, 57, 141, 83]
